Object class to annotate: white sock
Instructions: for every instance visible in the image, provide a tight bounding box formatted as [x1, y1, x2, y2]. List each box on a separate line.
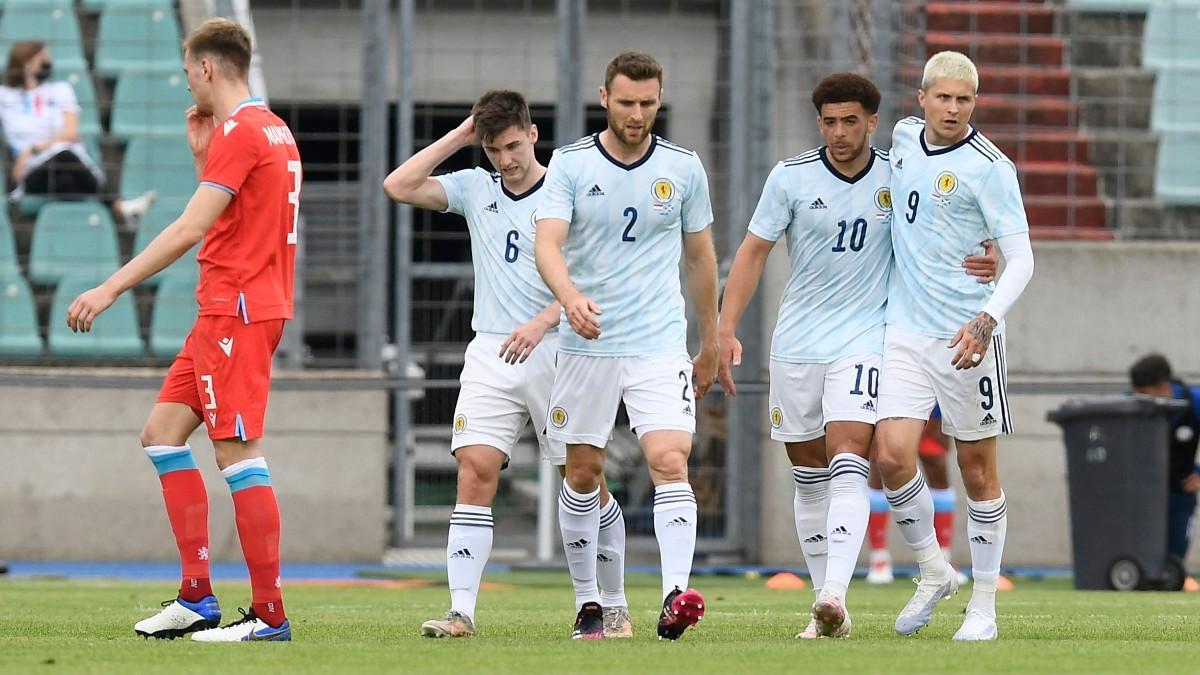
[558, 482, 601, 609]
[597, 496, 627, 608]
[793, 466, 831, 597]
[966, 492, 1008, 617]
[823, 454, 870, 602]
[653, 482, 698, 599]
[447, 504, 493, 621]
[885, 472, 948, 577]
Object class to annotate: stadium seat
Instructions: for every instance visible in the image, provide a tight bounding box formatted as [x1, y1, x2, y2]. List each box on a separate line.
[57, 69, 101, 137]
[1154, 130, 1200, 204]
[28, 201, 119, 285]
[0, 210, 19, 279]
[82, 0, 173, 12]
[94, 7, 183, 78]
[1144, 1, 1200, 70]
[0, 6, 87, 72]
[110, 70, 192, 139]
[134, 196, 198, 286]
[120, 135, 195, 202]
[15, 135, 101, 217]
[1151, 66, 1200, 132]
[1068, 0, 1150, 11]
[0, 274, 43, 357]
[149, 276, 196, 356]
[48, 273, 144, 357]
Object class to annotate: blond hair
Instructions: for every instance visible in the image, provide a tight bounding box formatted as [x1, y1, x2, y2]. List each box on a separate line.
[184, 18, 251, 80]
[921, 51, 978, 92]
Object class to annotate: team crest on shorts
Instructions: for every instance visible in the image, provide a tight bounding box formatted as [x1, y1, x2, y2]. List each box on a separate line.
[453, 414, 467, 435]
[874, 187, 892, 218]
[770, 406, 783, 429]
[550, 406, 569, 428]
[933, 171, 958, 206]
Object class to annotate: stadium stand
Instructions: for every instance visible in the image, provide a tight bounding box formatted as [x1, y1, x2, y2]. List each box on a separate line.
[119, 135, 194, 202]
[47, 272, 143, 357]
[0, 209, 19, 278]
[0, 274, 43, 356]
[109, 70, 191, 139]
[1143, 0, 1200, 70]
[27, 201, 119, 285]
[133, 196, 197, 286]
[0, 4, 85, 71]
[148, 275, 195, 357]
[94, 6, 182, 77]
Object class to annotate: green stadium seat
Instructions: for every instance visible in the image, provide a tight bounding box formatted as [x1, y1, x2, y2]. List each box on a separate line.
[121, 135, 195, 202]
[95, 7, 183, 78]
[0, 210, 18, 279]
[28, 201, 119, 285]
[0, 6, 87, 72]
[149, 276, 196, 356]
[1, 0, 74, 8]
[48, 273, 144, 357]
[1151, 66, 1200, 132]
[82, 0, 173, 12]
[1144, 1, 1200, 69]
[1154, 131, 1200, 204]
[134, 196, 197, 286]
[57, 69, 101, 137]
[110, 70, 192, 139]
[1068, 0, 1150, 11]
[0, 274, 43, 357]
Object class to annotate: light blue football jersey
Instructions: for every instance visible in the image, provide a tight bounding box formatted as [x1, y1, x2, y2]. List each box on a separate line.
[538, 134, 714, 356]
[435, 167, 555, 335]
[886, 118, 1029, 338]
[748, 146, 893, 363]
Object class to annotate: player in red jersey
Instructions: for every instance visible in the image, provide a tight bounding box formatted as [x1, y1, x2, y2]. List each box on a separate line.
[67, 18, 299, 642]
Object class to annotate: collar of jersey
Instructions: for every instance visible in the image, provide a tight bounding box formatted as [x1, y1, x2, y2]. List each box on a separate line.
[228, 97, 268, 118]
[593, 132, 657, 171]
[919, 125, 977, 156]
[501, 173, 545, 201]
[819, 146, 876, 185]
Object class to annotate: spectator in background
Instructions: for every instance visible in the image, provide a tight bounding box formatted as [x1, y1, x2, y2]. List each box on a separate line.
[1130, 353, 1200, 581]
[0, 41, 153, 221]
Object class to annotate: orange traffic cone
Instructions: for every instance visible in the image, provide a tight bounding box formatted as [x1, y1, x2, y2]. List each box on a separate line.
[765, 572, 808, 590]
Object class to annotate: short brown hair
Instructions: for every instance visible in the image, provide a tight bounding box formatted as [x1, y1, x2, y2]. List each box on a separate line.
[5, 41, 44, 88]
[184, 18, 252, 80]
[604, 51, 663, 89]
[811, 73, 882, 115]
[471, 90, 531, 141]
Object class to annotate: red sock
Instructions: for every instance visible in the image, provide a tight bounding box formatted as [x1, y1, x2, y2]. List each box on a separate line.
[868, 510, 889, 551]
[231, 485, 286, 627]
[934, 510, 954, 550]
[158, 468, 213, 602]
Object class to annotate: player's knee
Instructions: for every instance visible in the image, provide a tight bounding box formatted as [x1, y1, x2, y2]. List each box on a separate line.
[956, 453, 993, 494]
[456, 450, 502, 500]
[648, 448, 689, 483]
[139, 422, 183, 448]
[873, 443, 913, 485]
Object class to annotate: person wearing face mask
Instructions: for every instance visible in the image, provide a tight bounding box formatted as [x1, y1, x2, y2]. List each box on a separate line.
[0, 41, 153, 220]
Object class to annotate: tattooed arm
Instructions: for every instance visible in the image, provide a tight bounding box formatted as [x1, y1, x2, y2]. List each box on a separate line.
[948, 232, 1033, 370]
[949, 311, 998, 370]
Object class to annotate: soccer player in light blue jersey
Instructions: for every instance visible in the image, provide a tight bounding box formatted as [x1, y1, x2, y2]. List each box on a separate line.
[384, 90, 631, 639]
[874, 51, 1035, 642]
[535, 51, 719, 641]
[718, 73, 996, 640]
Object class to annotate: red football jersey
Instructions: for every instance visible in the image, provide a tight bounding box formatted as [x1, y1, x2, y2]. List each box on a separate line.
[196, 98, 301, 323]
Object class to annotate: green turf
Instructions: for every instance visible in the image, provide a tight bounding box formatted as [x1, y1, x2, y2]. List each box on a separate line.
[1, 573, 1198, 674]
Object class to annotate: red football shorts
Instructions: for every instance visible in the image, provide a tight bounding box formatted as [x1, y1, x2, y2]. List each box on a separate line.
[157, 315, 285, 441]
[918, 434, 948, 458]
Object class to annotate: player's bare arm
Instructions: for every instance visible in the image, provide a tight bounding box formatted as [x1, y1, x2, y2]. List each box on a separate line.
[684, 226, 720, 398]
[66, 187, 232, 333]
[383, 116, 478, 211]
[186, 105, 216, 179]
[534, 216, 601, 340]
[963, 239, 998, 284]
[715, 233, 774, 396]
[499, 301, 561, 365]
[948, 310, 997, 371]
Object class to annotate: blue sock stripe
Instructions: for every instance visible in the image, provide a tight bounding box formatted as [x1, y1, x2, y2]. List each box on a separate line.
[868, 489, 890, 512]
[932, 492, 958, 512]
[149, 450, 198, 475]
[224, 467, 272, 493]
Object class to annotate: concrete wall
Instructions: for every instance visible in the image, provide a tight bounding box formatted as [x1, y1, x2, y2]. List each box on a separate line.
[0, 371, 389, 562]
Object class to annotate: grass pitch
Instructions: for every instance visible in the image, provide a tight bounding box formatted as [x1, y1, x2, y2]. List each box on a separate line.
[1, 572, 1198, 674]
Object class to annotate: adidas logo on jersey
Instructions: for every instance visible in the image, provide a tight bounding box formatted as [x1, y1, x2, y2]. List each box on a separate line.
[803, 534, 827, 544]
[831, 525, 851, 537]
[981, 413, 997, 426]
[896, 518, 919, 526]
[485, 201, 499, 213]
[666, 516, 690, 528]
[809, 198, 827, 210]
[587, 184, 605, 196]
[860, 400, 876, 412]
[450, 548, 474, 559]
[895, 158, 903, 169]
[566, 538, 590, 549]
[969, 535, 992, 545]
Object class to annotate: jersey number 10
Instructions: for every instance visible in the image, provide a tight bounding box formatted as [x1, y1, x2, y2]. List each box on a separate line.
[832, 218, 867, 253]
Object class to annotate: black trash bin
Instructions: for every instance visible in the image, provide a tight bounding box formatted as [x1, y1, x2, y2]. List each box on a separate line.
[1048, 394, 1189, 591]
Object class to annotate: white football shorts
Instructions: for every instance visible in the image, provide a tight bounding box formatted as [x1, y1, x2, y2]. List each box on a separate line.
[767, 353, 882, 442]
[877, 325, 1012, 441]
[451, 331, 566, 466]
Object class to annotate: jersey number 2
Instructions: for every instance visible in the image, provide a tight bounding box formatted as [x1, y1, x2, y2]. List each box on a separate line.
[622, 207, 637, 242]
[287, 160, 301, 245]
